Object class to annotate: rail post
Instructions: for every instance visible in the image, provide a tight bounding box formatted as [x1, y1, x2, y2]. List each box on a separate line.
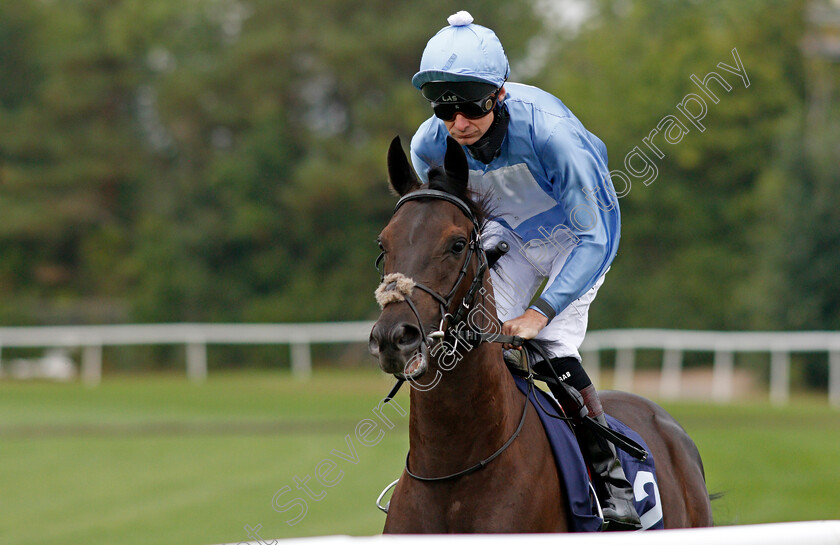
[290, 341, 312, 380]
[770, 350, 790, 405]
[614, 348, 635, 391]
[82, 344, 103, 386]
[186, 340, 208, 383]
[829, 350, 840, 409]
[712, 349, 734, 403]
[660, 348, 683, 399]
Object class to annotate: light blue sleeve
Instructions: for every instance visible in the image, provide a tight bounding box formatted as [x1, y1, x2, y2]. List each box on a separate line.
[528, 119, 620, 320]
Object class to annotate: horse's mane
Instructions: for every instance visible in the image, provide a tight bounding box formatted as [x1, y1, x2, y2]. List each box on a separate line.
[425, 166, 492, 231]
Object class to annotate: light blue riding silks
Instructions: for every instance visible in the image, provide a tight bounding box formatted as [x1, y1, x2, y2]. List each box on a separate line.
[412, 13, 509, 89]
[410, 82, 621, 320]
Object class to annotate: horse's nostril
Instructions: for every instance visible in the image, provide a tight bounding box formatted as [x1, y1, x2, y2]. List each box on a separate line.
[371, 321, 422, 356]
[368, 336, 380, 356]
[369, 323, 386, 356]
[393, 323, 422, 350]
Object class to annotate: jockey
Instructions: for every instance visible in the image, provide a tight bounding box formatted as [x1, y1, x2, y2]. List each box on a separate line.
[409, 11, 641, 531]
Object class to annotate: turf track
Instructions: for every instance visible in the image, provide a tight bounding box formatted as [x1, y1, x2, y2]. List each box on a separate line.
[1, 369, 838, 545]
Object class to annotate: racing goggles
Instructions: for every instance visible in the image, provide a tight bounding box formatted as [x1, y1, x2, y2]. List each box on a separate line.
[422, 81, 500, 122]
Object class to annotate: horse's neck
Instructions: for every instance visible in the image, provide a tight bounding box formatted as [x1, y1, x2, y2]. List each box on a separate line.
[407, 340, 521, 476]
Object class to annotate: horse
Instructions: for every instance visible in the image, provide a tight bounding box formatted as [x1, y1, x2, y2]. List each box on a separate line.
[368, 135, 713, 533]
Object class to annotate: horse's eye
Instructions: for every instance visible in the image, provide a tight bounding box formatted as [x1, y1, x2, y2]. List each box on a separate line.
[378, 240, 385, 252]
[451, 239, 467, 254]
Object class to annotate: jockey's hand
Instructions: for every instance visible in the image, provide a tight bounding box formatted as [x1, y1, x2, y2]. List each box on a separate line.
[501, 309, 549, 349]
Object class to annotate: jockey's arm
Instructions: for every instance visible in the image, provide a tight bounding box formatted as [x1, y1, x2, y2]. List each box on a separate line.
[504, 120, 619, 340]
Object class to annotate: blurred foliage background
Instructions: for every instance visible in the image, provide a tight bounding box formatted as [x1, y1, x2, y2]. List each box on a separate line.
[1, 0, 838, 333]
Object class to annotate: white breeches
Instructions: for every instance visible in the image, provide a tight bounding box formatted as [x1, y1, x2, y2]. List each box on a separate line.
[482, 220, 605, 362]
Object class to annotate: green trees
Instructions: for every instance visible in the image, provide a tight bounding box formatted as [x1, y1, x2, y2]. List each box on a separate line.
[0, 0, 837, 335]
[531, 0, 824, 331]
[0, 0, 539, 324]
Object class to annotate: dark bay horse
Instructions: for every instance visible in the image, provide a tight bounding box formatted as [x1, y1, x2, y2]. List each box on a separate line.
[368, 136, 713, 533]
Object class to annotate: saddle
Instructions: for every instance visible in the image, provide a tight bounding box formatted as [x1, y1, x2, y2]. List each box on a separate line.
[503, 348, 647, 460]
[505, 348, 665, 531]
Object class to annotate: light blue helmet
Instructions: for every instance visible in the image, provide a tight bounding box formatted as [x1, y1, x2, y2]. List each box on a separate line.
[412, 11, 510, 90]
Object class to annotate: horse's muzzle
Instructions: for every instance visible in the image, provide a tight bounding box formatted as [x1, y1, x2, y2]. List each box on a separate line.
[369, 320, 424, 375]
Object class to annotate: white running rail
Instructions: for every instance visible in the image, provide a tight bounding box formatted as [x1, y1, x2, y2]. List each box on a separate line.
[217, 520, 840, 545]
[0, 323, 839, 407]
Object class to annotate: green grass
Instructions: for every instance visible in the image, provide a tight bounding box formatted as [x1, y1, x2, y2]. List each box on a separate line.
[665, 401, 840, 526]
[1, 369, 838, 545]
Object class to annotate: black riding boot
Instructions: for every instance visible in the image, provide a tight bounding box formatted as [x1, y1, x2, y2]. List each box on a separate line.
[579, 423, 641, 531]
[535, 357, 642, 532]
[577, 384, 642, 531]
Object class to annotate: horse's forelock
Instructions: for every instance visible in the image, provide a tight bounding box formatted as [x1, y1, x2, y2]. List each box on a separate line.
[425, 167, 490, 229]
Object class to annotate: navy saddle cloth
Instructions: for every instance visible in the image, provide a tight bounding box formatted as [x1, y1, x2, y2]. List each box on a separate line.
[513, 376, 665, 532]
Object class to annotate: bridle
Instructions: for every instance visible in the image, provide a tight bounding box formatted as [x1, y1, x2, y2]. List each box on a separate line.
[374, 188, 534, 485]
[375, 188, 497, 380]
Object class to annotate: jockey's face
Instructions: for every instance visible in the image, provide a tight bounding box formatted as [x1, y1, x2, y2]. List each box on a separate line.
[443, 87, 506, 146]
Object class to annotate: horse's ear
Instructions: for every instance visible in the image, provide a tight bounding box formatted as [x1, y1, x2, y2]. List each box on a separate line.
[387, 136, 421, 197]
[444, 136, 469, 198]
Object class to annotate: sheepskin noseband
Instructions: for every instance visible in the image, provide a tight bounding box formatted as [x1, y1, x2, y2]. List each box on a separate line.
[375, 273, 417, 309]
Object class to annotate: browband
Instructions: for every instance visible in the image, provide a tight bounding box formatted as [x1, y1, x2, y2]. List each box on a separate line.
[394, 189, 476, 226]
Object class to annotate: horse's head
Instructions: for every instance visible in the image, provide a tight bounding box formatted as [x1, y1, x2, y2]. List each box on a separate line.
[369, 136, 488, 379]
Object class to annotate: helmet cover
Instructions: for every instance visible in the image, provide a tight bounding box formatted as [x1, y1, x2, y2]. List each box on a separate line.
[412, 11, 510, 90]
